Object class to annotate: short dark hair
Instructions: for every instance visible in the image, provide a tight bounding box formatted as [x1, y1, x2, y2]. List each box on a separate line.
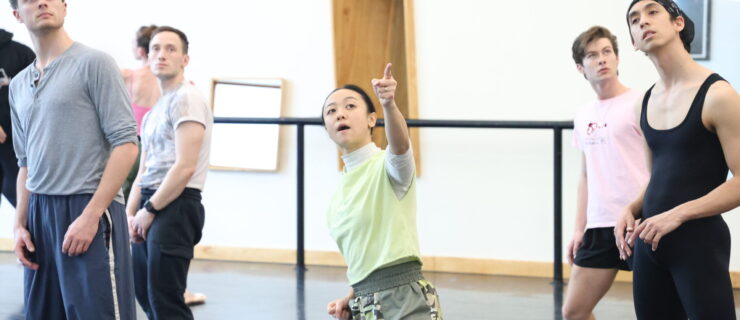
[322, 84, 377, 133]
[150, 26, 189, 54]
[136, 25, 157, 55]
[572, 26, 619, 65]
[10, 0, 64, 10]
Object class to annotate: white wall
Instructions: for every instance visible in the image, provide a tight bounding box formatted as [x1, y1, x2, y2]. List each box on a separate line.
[699, 0, 740, 84]
[1, 0, 740, 269]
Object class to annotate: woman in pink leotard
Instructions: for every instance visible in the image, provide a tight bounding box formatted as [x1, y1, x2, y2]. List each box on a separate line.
[122, 25, 160, 136]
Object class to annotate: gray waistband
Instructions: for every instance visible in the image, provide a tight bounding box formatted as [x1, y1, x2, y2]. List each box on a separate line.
[352, 261, 424, 297]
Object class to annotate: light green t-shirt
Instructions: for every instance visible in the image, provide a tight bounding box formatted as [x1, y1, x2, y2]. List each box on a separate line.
[327, 150, 421, 285]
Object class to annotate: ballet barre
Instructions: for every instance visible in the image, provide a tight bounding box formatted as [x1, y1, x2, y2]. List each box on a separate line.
[214, 117, 574, 284]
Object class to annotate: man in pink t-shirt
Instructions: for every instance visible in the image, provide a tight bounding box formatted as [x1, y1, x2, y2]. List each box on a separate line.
[562, 26, 649, 320]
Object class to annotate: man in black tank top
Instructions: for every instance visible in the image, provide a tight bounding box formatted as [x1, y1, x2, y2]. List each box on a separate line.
[616, 1, 740, 319]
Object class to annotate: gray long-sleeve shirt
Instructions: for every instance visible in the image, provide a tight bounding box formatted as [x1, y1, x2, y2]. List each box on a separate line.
[9, 42, 137, 204]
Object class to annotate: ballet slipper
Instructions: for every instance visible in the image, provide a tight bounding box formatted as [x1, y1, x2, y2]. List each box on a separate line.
[184, 290, 207, 306]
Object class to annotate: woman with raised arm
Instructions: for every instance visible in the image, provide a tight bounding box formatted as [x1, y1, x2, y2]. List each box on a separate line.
[323, 63, 442, 320]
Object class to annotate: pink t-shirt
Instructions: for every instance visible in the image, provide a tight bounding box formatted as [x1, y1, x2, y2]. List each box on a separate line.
[573, 89, 649, 229]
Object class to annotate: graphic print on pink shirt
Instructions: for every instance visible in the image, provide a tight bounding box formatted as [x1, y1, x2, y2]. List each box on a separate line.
[573, 89, 649, 229]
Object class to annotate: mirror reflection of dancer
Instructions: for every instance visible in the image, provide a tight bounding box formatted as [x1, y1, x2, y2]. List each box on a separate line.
[324, 64, 443, 320]
[562, 26, 649, 320]
[9, 0, 138, 318]
[617, 1, 740, 318]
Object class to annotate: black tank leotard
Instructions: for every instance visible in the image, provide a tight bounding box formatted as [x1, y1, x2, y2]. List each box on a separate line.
[635, 73, 735, 319]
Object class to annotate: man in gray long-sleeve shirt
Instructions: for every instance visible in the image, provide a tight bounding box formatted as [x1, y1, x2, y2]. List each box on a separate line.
[9, 0, 138, 319]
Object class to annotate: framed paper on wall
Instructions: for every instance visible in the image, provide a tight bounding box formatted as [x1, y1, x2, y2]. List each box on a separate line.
[675, 0, 711, 60]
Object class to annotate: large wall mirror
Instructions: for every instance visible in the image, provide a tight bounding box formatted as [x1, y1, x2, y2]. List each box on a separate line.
[209, 78, 283, 171]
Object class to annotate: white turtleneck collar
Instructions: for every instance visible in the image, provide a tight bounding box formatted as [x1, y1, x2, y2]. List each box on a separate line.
[341, 142, 380, 172]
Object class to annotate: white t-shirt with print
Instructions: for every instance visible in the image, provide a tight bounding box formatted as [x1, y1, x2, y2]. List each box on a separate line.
[140, 81, 213, 191]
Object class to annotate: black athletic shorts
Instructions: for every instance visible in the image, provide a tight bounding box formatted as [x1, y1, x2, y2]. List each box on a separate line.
[574, 227, 632, 271]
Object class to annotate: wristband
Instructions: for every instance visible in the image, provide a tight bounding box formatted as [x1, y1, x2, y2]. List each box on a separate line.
[144, 200, 161, 215]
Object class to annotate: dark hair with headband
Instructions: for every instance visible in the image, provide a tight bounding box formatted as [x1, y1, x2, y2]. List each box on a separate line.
[626, 0, 694, 53]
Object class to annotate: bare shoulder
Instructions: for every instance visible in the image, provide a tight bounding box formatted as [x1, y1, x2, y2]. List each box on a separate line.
[121, 68, 133, 81]
[706, 81, 740, 128]
[132, 67, 157, 80]
[706, 81, 740, 112]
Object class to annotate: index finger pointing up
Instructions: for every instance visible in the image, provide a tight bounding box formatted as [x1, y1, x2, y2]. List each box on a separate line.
[383, 63, 393, 79]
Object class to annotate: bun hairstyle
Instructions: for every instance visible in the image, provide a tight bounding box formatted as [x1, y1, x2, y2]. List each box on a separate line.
[136, 25, 158, 55]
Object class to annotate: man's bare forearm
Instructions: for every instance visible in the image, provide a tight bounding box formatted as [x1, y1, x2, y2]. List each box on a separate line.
[83, 142, 138, 218]
[14, 167, 30, 228]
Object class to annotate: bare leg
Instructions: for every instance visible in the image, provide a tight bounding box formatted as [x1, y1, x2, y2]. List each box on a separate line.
[562, 266, 619, 320]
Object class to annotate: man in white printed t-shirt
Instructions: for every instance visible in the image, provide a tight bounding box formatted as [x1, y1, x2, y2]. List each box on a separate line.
[126, 26, 213, 320]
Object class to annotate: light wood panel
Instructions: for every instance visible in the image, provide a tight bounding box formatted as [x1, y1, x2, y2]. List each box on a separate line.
[332, 0, 421, 173]
[0, 238, 12, 251]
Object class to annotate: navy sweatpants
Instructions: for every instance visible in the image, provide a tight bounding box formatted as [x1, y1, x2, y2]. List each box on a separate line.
[132, 188, 205, 320]
[23, 194, 136, 320]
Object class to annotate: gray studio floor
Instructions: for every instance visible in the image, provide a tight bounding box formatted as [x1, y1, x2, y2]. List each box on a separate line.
[2, 252, 739, 319]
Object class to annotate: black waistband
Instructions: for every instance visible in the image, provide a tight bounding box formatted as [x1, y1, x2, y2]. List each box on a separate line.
[141, 187, 202, 201]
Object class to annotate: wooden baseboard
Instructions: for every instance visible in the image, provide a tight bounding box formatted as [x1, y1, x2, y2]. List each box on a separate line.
[0, 239, 735, 287]
[190, 245, 731, 287]
[192, 245, 349, 266]
[190, 245, 636, 284]
[422, 255, 636, 282]
[0, 238, 12, 251]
